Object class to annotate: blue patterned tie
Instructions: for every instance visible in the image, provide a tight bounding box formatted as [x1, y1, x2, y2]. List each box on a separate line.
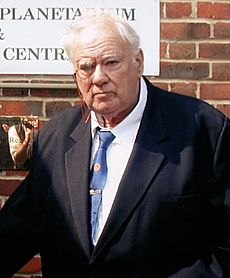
[90, 130, 115, 243]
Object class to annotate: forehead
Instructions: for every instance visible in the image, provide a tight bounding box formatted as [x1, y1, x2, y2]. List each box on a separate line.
[75, 24, 129, 58]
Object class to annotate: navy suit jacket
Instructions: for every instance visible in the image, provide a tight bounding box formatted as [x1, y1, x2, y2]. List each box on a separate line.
[0, 77, 230, 277]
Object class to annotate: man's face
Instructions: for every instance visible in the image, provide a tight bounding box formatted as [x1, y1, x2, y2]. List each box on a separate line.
[74, 24, 144, 125]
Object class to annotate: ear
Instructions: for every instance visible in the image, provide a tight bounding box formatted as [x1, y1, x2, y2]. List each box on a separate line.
[134, 48, 144, 77]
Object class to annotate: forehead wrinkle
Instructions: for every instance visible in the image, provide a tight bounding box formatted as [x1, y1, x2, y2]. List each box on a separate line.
[76, 38, 127, 61]
[75, 24, 128, 60]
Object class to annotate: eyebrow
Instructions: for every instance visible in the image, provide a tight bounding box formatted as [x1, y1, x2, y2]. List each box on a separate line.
[77, 51, 123, 61]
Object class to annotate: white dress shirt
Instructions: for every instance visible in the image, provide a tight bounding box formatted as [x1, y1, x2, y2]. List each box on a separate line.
[90, 77, 147, 245]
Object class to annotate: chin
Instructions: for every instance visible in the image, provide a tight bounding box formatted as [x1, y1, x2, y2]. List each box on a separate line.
[94, 102, 116, 112]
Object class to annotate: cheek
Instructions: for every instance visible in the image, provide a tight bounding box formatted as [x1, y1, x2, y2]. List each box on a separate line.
[78, 81, 91, 99]
[78, 79, 87, 92]
[82, 92, 94, 107]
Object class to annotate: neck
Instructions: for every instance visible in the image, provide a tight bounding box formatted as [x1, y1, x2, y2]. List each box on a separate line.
[95, 115, 123, 128]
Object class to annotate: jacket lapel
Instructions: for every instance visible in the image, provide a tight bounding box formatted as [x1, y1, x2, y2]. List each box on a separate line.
[65, 120, 92, 258]
[90, 87, 171, 261]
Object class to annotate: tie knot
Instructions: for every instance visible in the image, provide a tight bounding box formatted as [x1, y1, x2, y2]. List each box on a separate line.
[98, 130, 115, 149]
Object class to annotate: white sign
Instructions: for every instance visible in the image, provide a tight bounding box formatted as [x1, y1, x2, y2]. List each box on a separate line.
[0, 0, 159, 75]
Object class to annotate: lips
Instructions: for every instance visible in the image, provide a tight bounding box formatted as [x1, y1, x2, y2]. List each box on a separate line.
[93, 91, 113, 97]
[93, 90, 106, 94]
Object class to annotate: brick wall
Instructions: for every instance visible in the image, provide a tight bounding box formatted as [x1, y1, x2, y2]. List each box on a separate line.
[154, 0, 230, 117]
[0, 1, 229, 277]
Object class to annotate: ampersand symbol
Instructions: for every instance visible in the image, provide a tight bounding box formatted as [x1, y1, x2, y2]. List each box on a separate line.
[0, 28, 5, 40]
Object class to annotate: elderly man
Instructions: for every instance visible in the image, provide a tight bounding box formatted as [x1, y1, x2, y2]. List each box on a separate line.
[0, 13, 230, 277]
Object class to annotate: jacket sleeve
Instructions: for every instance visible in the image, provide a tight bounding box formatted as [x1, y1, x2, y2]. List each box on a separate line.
[0, 131, 48, 277]
[169, 116, 230, 277]
[0, 176, 41, 277]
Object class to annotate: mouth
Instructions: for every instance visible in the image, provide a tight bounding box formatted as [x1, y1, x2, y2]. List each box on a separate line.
[93, 91, 113, 97]
[93, 91, 106, 95]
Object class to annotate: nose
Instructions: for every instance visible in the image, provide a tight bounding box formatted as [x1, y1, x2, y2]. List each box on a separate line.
[92, 64, 109, 86]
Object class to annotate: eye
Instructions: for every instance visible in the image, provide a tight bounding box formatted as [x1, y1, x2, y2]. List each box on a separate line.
[106, 60, 119, 66]
[104, 59, 121, 70]
[109, 60, 118, 64]
[80, 62, 95, 72]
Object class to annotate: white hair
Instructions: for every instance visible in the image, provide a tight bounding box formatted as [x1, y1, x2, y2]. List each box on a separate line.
[62, 12, 141, 66]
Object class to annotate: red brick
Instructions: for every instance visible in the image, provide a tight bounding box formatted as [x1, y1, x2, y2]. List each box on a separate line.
[214, 23, 230, 39]
[198, 3, 230, 19]
[200, 83, 230, 100]
[159, 62, 209, 80]
[152, 82, 169, 91]
[199, 44, 230, 59]
[0, 179, 21, 196]
[30, 88, 76, 98]
[19, 256, 41, 274]
[216, 105, 230, 118]
[161, 23, 210, 40]
[0, 101, 42, 116]
[166, 3, 192, 18]
[2, 88, 29, 97]
[169, 43, 196, 59]
[160, 2, 164, 18]
[160, 42, 167, 58]
[213, 63, 230, 81]
[170, 82, 197, 97]
[46, 101, 72, 118]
